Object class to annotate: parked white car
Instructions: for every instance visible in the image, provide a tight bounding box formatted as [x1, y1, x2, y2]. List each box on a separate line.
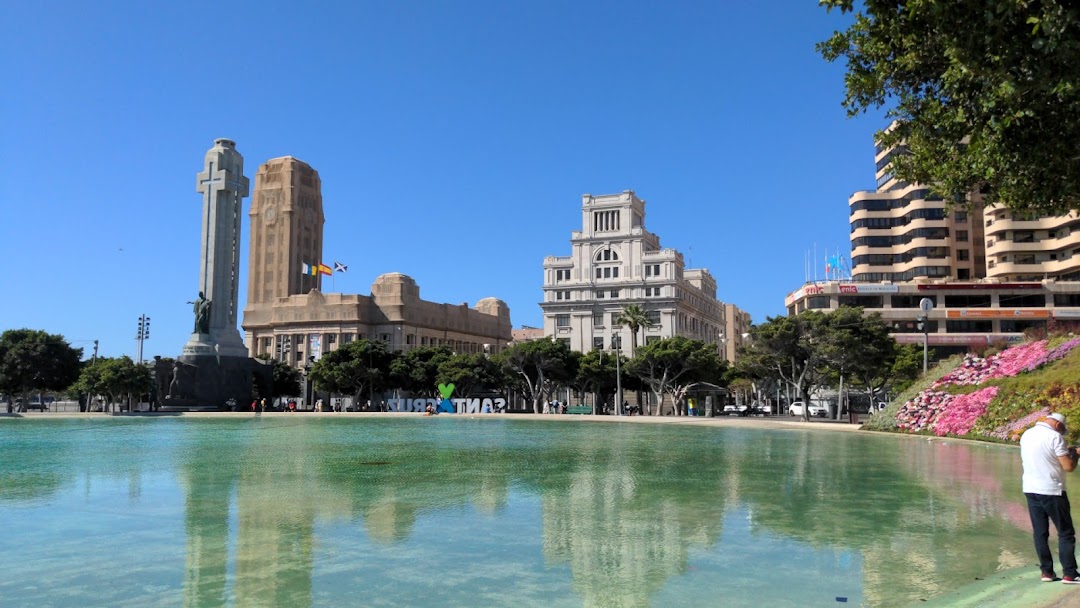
[789, 402, 828, 418]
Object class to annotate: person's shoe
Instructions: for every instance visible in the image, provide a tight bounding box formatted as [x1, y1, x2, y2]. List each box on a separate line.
[1043, 571, 1059, 582]
[1062, 575, 1080, 584]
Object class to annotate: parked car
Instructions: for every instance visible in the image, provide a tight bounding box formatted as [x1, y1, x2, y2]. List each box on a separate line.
[723, 403, 750, 416]
[751, 402, 772, 416]
[789, 402, 828, 418]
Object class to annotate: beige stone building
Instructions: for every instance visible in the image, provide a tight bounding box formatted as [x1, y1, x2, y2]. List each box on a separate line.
[540, 191, 750, 362]
[784, 137, 1080, 355]
[241, 157, 512, 366]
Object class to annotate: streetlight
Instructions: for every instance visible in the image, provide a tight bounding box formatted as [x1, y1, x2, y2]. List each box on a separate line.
[918, 298, 934, 374]
[135, 315, 150, 364]
[612, 332, 623, 416]
[302, 356, 314, 411]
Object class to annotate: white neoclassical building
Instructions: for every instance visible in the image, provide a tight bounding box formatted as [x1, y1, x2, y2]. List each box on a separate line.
[540, 191, 737, 359]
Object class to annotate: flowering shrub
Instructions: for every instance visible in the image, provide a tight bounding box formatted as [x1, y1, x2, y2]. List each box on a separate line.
[989, 407, 1050, 442]
[889, 335, 1080, 442]
[933, 387, 1000, 436]
[896, 391, 953, 432]
[1038, 337, 1080, 371]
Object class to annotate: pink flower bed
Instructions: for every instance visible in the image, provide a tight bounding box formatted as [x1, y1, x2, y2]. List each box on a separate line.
[897, 390, 953, 432]
[989, 407, 1050, 441]
[933, 387, 1000, 436]
[893, 336, 1079, 439]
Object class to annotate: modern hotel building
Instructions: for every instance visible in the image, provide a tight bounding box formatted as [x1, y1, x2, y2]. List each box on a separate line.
[784, 139, 1080, 355]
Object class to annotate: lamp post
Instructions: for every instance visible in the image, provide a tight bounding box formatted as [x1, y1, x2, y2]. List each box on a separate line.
[918, 298, 934, 374]
[613, 333, 623, 416]
[302, 356, 314, 411]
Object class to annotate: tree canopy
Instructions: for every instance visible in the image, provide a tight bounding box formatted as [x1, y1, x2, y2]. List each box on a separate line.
[0, 329, 82, 403]
[626, 336, 722, 416]
[819, 0, 1080, 215]
[309, 339, 397, 410]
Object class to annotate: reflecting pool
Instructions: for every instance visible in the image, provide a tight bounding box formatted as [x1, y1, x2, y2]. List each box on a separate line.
[0, 417, 1039, 607]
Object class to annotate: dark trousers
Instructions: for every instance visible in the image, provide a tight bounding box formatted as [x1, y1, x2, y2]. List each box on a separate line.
[1026, 492, 1078, 577]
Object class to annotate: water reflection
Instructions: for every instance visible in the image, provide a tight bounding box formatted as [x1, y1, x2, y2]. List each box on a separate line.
[0, 418, 1041, 607]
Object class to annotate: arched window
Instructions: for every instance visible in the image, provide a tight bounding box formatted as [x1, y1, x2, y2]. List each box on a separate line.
[594, 248, 620, 262]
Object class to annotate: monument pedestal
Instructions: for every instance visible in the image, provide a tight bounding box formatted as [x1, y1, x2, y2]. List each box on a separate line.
[157, 355, 272, 411]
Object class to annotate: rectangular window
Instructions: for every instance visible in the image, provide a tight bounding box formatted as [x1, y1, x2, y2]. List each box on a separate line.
[603, 268, 611, 278]
[954, 211, 968, 222]
[593, 337, 604, 350]
[807, 296, 831, 309]
[612, 267, 619, 278]
[956, 230, 969, 243]
[596, 290, 605, 299]
[556, 315, 570, 327]
[596, 268, 602, 279]
[610, 290, 619, 298]
[646, 310, 661, 324]
[593, 314, 604, 326]
[957, 249, 969, 261]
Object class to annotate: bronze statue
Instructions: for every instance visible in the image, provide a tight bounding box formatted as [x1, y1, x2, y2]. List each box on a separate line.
[188, 291, 211, 334]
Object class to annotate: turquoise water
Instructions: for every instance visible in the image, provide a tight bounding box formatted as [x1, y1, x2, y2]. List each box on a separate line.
[0, 417, 1041, 607]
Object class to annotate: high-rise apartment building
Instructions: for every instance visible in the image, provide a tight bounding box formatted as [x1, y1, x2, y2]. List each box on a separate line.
[983, 206, 1080, 281]
[784, 137, 1080, 355]
[849, 143, 985, 283]
[540, 191, 747, 360]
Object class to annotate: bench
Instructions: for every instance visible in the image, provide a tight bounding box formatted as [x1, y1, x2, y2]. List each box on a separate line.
[566, 405, 593, 415]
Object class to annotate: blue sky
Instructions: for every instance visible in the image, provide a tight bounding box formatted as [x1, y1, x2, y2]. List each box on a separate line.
[1, 1, 883, 360]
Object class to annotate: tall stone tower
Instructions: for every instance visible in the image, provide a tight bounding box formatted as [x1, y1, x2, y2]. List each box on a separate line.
[247, 157, 325, 305]
[183, 138, 250, 358]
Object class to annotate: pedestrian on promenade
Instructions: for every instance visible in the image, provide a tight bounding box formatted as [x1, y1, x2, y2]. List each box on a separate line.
[1020, 412, 1080, 584]
[260, 398, 267, 413]
[250, 399, 257, 413]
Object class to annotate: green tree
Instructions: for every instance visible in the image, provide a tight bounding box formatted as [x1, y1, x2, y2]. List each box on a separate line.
[819, 0, 1080, 215]
[573, 349, 624, 414]
[71, 356, 153, 412]
[614, 304, 652, 355]
[815, 307, 881, 419]
[495, 339, 576, 413]
[255, 355, 303, 402]
[309, 339, 396, 411]
[435, 352, 503, 400]
[739, 313, 831, 422]
[625, 337, 720, 416]
[390, 346, 454, 397]
[0, 329, 82, 411]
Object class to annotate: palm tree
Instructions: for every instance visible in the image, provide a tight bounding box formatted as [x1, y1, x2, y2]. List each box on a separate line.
[615, 303, 652, 413]
[614, 303, 652, 356]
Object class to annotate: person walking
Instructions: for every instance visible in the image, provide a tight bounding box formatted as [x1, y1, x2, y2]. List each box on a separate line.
[1020, 412, 1080, 584]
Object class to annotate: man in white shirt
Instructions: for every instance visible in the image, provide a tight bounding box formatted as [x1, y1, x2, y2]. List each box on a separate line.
[1020, 412, 1080, 583]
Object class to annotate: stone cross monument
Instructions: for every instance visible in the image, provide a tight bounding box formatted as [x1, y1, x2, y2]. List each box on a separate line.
[182, 138, 250, 358]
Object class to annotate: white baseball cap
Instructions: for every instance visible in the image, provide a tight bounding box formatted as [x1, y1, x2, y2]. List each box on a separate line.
[1049, 412, 1067, 432]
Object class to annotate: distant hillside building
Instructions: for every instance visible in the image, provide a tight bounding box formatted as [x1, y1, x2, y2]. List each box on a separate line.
[241, 157, 512, 366]
[540, 191, 749, 361]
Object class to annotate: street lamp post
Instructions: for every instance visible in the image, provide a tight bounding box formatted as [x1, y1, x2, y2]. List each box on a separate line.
[613, 333, 623, 416]
[918, 298, 934, 375]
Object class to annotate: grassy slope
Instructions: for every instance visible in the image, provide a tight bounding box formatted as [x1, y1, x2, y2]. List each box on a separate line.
[865, 344, 1080, 441]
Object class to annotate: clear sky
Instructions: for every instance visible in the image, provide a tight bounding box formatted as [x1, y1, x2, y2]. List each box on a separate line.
[1, 1, 884, 360]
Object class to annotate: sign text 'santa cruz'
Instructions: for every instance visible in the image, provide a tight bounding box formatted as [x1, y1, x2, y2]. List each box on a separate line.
[386, 397, 506, 414]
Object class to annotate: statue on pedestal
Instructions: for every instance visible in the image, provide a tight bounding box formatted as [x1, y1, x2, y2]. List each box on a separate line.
[188, 291, 211, 335]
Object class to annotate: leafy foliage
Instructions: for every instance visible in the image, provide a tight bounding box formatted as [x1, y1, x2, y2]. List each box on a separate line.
[495, 339, 577, 413]
[309, 339, 397, 410]
[819, 0, 1080, 215]
[625, 336, 722, 415]
[0, 329, 83, 403]
[436, 352, 504, 399]
[391, 346, 454, 398]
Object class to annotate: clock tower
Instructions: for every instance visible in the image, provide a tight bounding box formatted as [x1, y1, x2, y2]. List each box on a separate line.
[246, 157, 325, 305]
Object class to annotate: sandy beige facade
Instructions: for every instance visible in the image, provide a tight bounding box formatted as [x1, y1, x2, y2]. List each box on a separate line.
[241, 158, 512, 366]
[984, 207, 1080, 281]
